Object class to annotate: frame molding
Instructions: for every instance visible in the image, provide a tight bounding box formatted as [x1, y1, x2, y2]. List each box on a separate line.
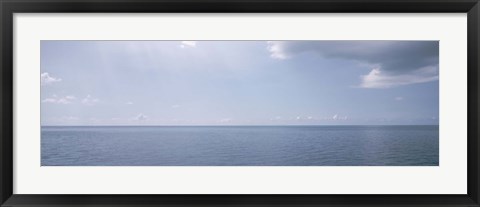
[1, 0, 479, 206]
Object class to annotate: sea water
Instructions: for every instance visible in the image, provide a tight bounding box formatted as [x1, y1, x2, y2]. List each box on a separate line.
[41, 125, 439, 166]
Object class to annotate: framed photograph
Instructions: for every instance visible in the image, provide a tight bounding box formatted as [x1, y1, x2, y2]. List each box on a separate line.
[1, 0, 479, 206]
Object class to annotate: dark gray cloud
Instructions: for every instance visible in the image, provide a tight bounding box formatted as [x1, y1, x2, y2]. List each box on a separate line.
[267, 41, 439, 88]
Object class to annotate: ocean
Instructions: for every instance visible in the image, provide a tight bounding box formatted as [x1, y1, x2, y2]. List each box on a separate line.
[41, 125, 439, 166]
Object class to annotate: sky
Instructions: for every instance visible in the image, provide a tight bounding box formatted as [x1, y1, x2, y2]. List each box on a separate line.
[41, 40, 439, 126]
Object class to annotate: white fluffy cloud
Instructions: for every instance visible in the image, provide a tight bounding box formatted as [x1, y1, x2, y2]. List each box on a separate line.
[180, 41, 196, 48]
[267, 42, 289, 59]
[360, 66, 438, 88]
[332, 114, 338, 120]
[134, 113, 148, 121]
[81, 95, 100, 106]
[42, 95, 76, 104]
[331, 114, 348, 121]
[267, 41, 439, 88]
[41, 72, 62, 86]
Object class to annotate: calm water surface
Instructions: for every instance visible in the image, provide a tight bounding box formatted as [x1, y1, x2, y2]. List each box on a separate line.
[41, 125, 439, 166]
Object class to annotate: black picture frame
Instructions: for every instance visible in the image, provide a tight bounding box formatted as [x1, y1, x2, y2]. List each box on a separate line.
[1, 0, 479, 206]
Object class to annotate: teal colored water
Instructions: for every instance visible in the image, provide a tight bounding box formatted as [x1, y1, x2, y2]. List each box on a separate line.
[41, 125, 439, 166]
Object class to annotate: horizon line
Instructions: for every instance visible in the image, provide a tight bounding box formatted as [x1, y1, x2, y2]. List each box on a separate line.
[41, 124, 440, 127]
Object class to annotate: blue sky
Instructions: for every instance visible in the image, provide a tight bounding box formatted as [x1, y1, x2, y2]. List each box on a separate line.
[41, 41, 439, 126]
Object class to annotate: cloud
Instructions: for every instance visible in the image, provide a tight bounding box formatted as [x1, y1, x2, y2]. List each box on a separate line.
[41, 72, 62, 86]
[171, 104, 181, 109]
[267, 41, 439, 88]
[180, 41, 196, 48]
[295, 116, 316, 121]
[294, 116, 317, 120]
[134, 113, 148, 121]
[126, 101, 134, 105]
[42, 94, 75, 104]
[360, 66, 438, 88]
[332, 114, 338, 120]
[41, 98, 57, 103]
[81, 95, 100, 106]
[219, 118, 232, 123]
[395, 96, 404, 101]
[267, 42, 289, 59]
[331, 114, 348, 121]
[291, 115, 348, 122]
